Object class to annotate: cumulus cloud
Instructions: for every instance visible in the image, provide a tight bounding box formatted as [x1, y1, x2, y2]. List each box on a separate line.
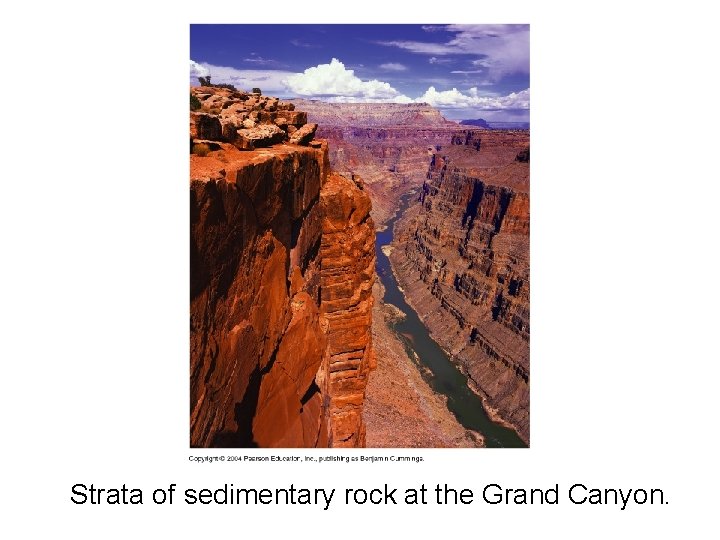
[379, 62, 408, 71]
[189, 57, 528, 116]
[416, 87, 529, 110]
[190, 60, 209, 78]
[284, 58, 405, 100]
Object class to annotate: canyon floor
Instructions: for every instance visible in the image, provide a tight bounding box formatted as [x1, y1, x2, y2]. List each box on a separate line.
[364, 277, 482, 448]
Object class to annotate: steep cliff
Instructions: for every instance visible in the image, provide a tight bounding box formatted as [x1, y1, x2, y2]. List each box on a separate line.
[190, 87, 375, 448]
[390, 131, 530, 444]
[320, 172, 376, 447]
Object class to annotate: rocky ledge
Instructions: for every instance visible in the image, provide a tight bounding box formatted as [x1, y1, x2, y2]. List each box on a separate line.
[191, 86, 317, 151]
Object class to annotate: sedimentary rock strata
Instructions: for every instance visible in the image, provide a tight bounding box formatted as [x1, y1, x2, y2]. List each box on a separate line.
[294, 100, 464, 228]
[190, 87, 374, 447]
[320, 173, 376, 447]
[390, 131, 531, 444]
[296, 99, 530, 445]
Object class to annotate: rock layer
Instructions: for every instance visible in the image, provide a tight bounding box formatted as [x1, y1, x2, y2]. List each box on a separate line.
[320, 173, 376, 447]
[296, 100, 530, 446]
[294, 100, 465, 228]
[390, 132, 530, 444]
[190, 88, 374, 447]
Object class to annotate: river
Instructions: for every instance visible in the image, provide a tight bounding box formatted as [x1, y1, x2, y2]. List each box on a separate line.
[376, 192, 527, 448]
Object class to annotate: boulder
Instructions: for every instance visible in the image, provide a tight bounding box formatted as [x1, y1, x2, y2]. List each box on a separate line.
[289, 123, 317, 146]
[259, 110, 276, 124]
[234, 124, 286, 150]
[276, 110, 307, 126]
[190, 112, 222, 141]
[220, 117, 243, 142]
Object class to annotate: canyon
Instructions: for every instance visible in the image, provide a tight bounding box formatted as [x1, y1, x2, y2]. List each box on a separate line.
[296, 100, 461, 227]
[189, 89, 529, 447]
[391, 131, 530, 444]
[300, 102, 530, 446]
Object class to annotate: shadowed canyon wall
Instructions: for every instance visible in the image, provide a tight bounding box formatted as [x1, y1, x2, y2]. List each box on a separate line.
[391, 134, 530, 443]
[190, 87, 375, 448]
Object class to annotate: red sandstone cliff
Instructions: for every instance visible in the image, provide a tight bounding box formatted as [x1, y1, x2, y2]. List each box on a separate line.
[190, 87, 375, 447]
[320, 173, 376, 446]
[390, 132, 531, 444]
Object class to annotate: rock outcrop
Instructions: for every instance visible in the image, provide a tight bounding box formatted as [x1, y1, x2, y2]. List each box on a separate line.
[320, 173, 376, 447]
[191, 86, 310, 150]
[390, 132, 530, 444]
[190, 87, 374, 447]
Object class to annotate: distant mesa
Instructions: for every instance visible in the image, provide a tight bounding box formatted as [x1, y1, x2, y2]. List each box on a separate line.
[291, 100, 457, 128]
[461, 118, 530, 130]
[460, 118, 491, 129]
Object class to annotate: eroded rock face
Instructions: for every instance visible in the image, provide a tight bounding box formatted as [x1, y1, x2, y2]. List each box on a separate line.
[190, 144, 328, 448]
[391, 135, 530, 444]
[190, 92, 375, 448]
[320, 173, 376, 447]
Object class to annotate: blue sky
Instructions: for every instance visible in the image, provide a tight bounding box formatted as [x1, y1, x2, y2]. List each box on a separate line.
[190, 25, 529, 122]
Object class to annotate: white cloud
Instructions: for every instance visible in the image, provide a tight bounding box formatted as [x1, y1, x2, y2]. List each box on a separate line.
[189, 59, 295, 94]
[290, 39, 317, 49]
[283, 58, 405, 100]
[381, 24, 529, 81]
[189, 58, 528, 116]
[416, 87, 529, 110]
[379, 62, 408, 71]
[243, 54, 283, 67]
[323, 94, 414, 104]
[190, 60, 209, 78]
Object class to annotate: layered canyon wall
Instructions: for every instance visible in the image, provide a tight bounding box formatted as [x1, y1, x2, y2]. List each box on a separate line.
[391, 133, 531, 444]
[190, 87, 375, 448]
[294, 100, 464, 227]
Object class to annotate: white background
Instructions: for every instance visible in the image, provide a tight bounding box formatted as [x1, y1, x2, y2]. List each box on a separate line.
[2, 1, 718, 538]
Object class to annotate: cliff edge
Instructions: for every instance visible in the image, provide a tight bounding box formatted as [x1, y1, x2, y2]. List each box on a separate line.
[190, 86, 375, 447]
